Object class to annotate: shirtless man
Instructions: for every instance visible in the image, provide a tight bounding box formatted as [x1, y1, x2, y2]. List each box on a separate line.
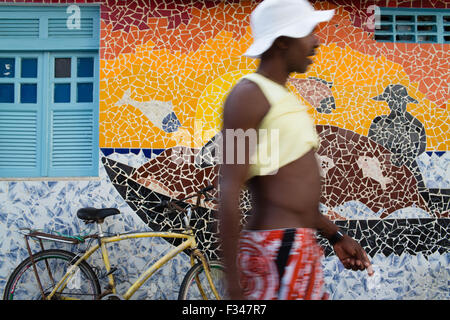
[218, 0, 373, 300]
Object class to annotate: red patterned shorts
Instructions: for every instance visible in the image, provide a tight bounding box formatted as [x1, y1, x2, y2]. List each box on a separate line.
[237, 228, 328, 300]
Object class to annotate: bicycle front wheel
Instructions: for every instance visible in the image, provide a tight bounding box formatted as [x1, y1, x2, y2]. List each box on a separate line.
[178, 260, 227, 300]
[3, 249, 100, 300]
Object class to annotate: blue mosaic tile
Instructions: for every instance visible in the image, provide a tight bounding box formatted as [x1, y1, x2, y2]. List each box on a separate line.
[1, 152, 449, 300]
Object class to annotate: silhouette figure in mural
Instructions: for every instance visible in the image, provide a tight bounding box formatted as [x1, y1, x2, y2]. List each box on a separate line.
[367, 84, 434, 210]
[369, 84, 426, 167]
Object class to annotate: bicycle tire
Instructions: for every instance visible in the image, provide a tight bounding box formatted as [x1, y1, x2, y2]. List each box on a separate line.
[3, 249, 100, 300]
[178, 260, 226, 300]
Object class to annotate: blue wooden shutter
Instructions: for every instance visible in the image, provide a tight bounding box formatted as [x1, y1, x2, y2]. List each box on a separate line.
[0, 54, 42, 178]
[444, 14, 450, 43]
[375, 8, 450, 44]
[49, 109, 97, 176]
[0, 6, 99, 178]
[47, 53, 99, 177]
[0, 6, 100, 50]
[0, 110, 40, 177]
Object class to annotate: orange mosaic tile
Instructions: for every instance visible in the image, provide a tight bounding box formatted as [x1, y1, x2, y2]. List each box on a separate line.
[95, 1, 449, 152]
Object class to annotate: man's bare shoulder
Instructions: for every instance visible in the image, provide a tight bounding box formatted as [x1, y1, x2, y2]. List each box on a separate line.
[223, 79, 270, 129]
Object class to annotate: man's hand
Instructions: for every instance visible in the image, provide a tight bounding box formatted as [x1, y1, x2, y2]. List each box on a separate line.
[333, 235, 374, 276]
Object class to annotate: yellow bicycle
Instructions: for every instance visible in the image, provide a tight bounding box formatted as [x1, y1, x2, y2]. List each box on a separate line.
[3, 186, 226, 300]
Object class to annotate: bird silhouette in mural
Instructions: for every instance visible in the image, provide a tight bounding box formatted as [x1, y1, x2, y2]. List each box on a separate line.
[289, 76, 336, 114]
[115, 89, 182, 133]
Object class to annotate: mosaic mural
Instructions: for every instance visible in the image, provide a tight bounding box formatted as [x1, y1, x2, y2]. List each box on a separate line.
[0, 0, 449, 299]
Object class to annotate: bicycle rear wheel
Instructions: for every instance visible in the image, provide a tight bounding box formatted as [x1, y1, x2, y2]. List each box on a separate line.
[178, 260, 227, 300]
[3, 249, 100, 300]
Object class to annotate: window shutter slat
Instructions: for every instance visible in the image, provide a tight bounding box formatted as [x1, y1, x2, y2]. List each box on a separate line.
[0, 6, 99, 51]
[0, 19, 39, 37]
[49, 109, 96, 176]
[0, 110, 39, 176]
[48, 18, 94, 38]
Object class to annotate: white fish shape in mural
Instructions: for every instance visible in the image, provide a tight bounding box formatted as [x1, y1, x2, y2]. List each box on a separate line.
[356, 155, 393, 190]
[115, 89, 182, 133]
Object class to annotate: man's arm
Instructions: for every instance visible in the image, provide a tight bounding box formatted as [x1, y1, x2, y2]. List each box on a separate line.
[315, 214, 374, 275]
[218, 80, 270, 299]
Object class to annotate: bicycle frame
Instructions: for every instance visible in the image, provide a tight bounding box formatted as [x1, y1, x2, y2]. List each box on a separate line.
[19, 185, 220, 300]
[44, 229, 219, 300]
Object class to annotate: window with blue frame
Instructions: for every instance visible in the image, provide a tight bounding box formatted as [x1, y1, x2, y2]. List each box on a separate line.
[0, 6, 100, 178]
[374, 8, 450, 43]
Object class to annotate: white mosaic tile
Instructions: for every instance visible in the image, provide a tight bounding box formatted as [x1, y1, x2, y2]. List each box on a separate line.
[322, 252, 450, 300]
[417, 152, 450, 189]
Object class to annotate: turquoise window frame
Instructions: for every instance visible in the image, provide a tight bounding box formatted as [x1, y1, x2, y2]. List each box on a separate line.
[0, 5, 100, 178]
[374, 8, 450, 44]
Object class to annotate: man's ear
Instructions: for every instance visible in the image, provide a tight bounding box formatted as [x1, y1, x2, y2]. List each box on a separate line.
[261, 36, 291, 58]
[274, 36, 291, 50]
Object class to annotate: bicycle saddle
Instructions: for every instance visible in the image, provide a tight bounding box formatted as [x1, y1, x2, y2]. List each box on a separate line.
[77, 207, 121, 222]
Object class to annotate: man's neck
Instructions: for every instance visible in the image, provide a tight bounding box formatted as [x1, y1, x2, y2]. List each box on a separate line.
[256, 60, 291, 87]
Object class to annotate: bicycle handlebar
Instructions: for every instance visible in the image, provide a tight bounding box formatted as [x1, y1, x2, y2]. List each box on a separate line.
[154, 184, 216, 211]
[201, 185, 214, 193]
[178, 184, 215, 202]
[153, 184, 217, 229]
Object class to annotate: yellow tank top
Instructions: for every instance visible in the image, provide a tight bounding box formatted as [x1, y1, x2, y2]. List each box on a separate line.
[242, 73, 320, 179]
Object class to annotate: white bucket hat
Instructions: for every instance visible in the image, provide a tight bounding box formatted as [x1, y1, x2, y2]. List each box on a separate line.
[244, 0, 335, 58]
